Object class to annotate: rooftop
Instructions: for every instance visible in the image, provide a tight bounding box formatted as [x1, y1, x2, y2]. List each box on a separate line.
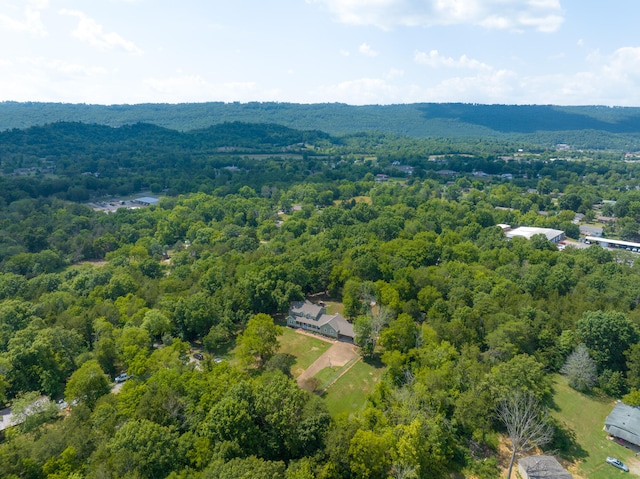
[505, 226, 565, 242]
[518, 455, 572, 479]
[605, 402, 640, 446]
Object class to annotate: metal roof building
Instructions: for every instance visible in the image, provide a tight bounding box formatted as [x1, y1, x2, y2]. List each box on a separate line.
[585, 236, 640, 250]
[134, 196, 159, 206]
[604, 402, 640, 446]
[505, 226, 566, 244]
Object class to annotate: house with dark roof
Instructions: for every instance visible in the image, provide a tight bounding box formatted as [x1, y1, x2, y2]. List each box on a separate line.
[604, 402, 640, 447]
[518, 456, 573, 479]
[287, 300, 354, 342]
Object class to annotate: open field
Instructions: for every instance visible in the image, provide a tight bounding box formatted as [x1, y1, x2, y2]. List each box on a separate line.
[322, 359, 385, 416]
[551, 375, 640, 478]
[277, 327, 332, 377]
[324, 301, 344, 315]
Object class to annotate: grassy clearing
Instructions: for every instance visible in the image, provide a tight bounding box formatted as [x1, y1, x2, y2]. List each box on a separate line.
[324, 301, 344, 315]
[277, 328, 332, 378]
[335, 196, 372, 206]
[322, 359, 385, 416]
[314, 366, 340, 385]
[551, 375, 638, 478]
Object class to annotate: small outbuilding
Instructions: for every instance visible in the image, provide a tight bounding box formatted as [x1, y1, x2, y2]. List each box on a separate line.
[604, 402, 640, 447]
[518, 455, 573, 479]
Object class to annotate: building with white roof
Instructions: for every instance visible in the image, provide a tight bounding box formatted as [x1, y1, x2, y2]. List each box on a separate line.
[505, 226, 565, 244]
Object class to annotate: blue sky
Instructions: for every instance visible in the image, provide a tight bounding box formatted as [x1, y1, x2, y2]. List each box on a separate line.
[1, 0, 639, 106]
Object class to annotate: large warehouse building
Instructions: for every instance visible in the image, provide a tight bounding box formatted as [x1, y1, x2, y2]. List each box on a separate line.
[505, 226, 566, 244]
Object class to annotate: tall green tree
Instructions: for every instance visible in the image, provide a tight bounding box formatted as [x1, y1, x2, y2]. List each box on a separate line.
[236, 313, 282, 369]
[576, 310, 639, 372]
[64, 360, 110, 409]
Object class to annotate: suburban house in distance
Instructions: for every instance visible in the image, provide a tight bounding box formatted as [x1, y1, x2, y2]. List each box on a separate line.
[287, 300, 355, 342]
[518, 455, 573, 479]
[604, 402, 640, 448]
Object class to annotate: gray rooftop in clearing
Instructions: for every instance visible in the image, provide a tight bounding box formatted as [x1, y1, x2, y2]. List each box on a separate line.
[605, 402, 640, 446]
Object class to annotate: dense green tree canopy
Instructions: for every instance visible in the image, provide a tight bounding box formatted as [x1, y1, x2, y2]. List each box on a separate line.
[1, 120, 640, 478]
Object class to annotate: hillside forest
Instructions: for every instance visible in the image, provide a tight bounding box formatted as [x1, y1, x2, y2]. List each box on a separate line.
[1, 119, 640, 478]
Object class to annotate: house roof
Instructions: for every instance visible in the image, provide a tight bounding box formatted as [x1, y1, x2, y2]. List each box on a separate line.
[288, 301, 355, 339]
[518, 456, 572, 479]
[327, 313, 354, 338]
[605, 402, 640, 446]
[0, 396, 50, 431]
[290, 300, 324, 319]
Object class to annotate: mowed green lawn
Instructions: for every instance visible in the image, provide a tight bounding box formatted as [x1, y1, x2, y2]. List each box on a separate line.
[322, 359, 385, 416]
[277, 327, 332, 377]
[551, 375, 639, 478]
[277, 326, 386, 417]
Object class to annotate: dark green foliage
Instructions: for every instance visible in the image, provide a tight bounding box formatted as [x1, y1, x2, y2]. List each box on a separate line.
[576, 310, 639, 373]
[2, 118, 640, 478]
[3, 102, 640, 148]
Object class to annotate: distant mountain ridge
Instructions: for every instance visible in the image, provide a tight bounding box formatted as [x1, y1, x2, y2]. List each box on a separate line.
[1, 101, 640, 142]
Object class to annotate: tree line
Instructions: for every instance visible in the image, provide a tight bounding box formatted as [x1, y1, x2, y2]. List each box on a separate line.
[1, 124, 640, 477]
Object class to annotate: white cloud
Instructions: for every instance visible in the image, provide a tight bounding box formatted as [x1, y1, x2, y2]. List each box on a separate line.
[0, 55, 113, 103]
[310, 0, 564, 32]
[143, 74, 281, 103]
[412, 46, 640, 106]
[15, 56, 106, 75]
[414, 50, 492, 71]
[359, 42, 378, 57]
[60, 9, 143, 55]
[386, 68, 404, 79]
[415, 69, 518, 103]
[312, 77, 400, 104]
[0, 3, 47, 36]
[27, 0, 49, 9]
[529, 47, 640, 105]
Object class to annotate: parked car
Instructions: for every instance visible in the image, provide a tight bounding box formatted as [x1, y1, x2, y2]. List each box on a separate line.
[606, 456, 629, 472]
[193, 353, 204, 360]
[115, 373, 130, 383]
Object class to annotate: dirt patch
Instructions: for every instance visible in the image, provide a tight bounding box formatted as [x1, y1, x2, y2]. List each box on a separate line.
[625, 456, 640, 476]
[296, 342, 359, 387]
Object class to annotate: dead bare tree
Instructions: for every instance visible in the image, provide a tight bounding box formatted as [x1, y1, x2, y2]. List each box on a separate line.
[390, 463, 418, 479]
[496, 390, 554, 479]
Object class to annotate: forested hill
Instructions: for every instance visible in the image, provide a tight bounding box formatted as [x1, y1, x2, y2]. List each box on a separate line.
[2, 101, 640, 142]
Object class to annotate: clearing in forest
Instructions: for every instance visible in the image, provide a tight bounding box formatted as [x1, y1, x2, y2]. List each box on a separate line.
[551, 375, 640, 478]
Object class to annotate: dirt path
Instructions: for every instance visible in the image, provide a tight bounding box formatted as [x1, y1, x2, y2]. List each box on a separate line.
[626, 456, 640, 476]
[296, 341, 359, 387]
